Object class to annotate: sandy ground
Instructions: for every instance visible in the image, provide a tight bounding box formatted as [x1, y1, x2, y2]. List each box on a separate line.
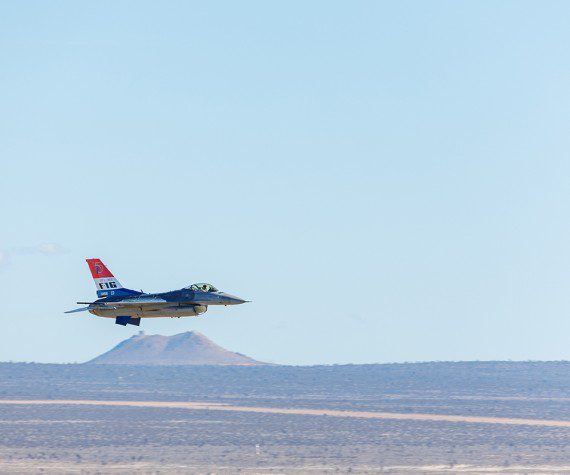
[1, 399, 570, 427]
[3, 460, 570, 474]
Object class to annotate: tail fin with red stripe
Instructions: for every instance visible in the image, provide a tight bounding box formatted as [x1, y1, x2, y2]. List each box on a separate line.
[86, 259, 140, 298]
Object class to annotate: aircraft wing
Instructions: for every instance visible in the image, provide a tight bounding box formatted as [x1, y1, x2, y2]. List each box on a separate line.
[99, 298, 168, 306]
[66, 298, 169, 314]
[74, 298, 169, 307]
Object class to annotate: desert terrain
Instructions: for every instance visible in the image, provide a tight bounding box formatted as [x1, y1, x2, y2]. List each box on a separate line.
[1, 361, 570, 473]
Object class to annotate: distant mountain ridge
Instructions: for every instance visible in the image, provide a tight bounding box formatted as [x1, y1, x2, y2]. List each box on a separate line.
[87, 331, 264, 366]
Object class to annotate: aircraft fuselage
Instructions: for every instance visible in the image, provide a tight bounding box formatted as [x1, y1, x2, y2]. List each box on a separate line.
[90, 288, 245, 319]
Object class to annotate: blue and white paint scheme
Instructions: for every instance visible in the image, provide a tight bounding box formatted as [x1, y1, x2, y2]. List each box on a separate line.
[65, 259, 248, 326]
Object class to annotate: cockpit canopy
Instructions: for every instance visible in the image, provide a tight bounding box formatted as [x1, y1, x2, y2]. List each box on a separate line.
[186, 283, 218, 293]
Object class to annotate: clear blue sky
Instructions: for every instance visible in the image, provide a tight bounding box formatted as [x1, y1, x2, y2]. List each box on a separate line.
[1, 1, 569, 364]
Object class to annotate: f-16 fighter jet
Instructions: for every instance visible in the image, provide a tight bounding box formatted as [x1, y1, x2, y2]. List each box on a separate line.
[65, 259, 247, 326]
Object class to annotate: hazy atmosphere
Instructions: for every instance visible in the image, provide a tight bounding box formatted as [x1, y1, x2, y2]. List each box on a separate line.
[2, 1, 570, 365]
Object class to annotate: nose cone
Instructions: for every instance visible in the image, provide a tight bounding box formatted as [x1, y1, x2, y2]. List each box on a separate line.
[220, 293, 248, 305]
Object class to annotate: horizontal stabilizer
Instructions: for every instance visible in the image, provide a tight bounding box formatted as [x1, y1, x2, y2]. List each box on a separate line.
[64, 306, 92, 314]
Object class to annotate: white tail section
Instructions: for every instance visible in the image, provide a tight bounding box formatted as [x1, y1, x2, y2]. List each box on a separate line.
[86, 258, 124, 297]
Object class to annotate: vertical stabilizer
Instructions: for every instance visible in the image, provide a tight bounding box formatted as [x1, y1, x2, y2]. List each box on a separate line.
[86, 258, 138, 298]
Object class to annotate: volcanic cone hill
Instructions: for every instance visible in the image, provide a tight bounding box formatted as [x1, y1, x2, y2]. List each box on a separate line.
[87, 331, 264, 366]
